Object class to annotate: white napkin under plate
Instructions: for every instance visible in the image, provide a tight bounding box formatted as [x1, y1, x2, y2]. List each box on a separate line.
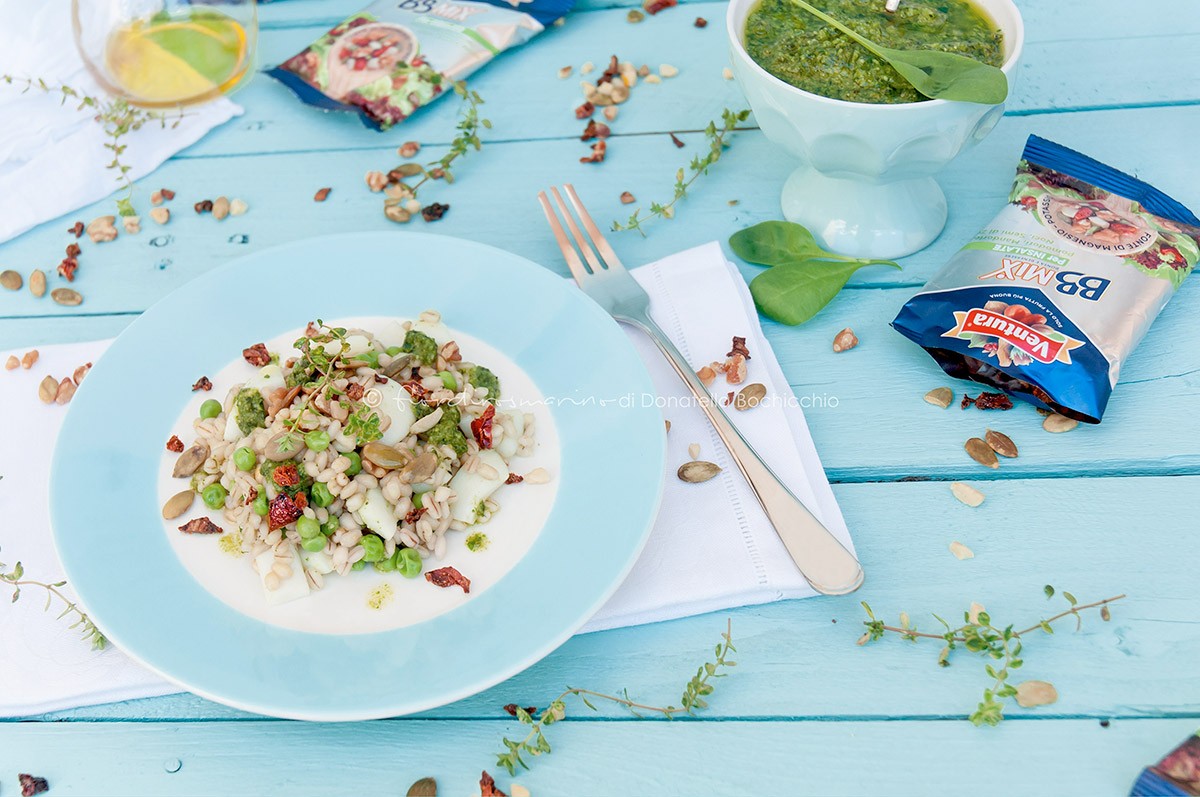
[0, 241, 855, 715]
[0, 0, 242, 244]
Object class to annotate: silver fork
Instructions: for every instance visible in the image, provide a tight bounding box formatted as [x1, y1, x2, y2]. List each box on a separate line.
[538, 184, 864, 596]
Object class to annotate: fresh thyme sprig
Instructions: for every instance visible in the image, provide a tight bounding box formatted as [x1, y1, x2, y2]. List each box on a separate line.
[859, 588, 1125, 726]
[276, 322, 351, 452]
[1, 560, 107, 650]
[612, 108, 751, 235]
[495, 620, 736, 776]
[1, 75, 184, 216]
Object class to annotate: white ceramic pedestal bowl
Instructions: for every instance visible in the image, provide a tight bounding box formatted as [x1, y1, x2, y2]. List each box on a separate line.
[727, 0, 1024, 260]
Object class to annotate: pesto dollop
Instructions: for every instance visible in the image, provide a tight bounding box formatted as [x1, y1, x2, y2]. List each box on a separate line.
[419, 402, 468, 456]
[401, 329, 438, 366]
[234, 388, 267, 435]
[744, 0, 1003, 104]
[466, 364, 500, 402]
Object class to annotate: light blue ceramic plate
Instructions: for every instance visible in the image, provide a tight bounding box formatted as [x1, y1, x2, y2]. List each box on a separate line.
[50, 232, 665, 721]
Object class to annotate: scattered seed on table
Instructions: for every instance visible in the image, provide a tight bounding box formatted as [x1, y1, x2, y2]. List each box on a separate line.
[664, 419, 671, 433]
[965, 437, 999, 469]
[723, 67, 734, 80]
[21, 349, 38, 369]
[55, 377, 77, 404]
[122, 215, 141, 234]
[314, 187, 331, 202]
[73, 362, 91, 385]
[637, 64, 650, 77]
[1, 269, 21, 290]
[688, 442, 701, 460]
[51, 287, 82, 306]
[229, 198, 248, 216]
[4, 355, 17, 370]
[985, 428, 1018, 458]
[644, 74, 662, 84]
[626, 8, 644, 21]
[924, 387, 953, 408]
[150, 207, 170, 225]
[384, 205, 411, 223]
[659, 64, 679, 78]
[212, 196, 231, 220]
[949, 541, 975, 560]
[620, 191, 636, 204]
[398, 141, 420, 158]
[151, 190, 164, 205]
[1043, 413, 1078, 433]
[678, 461, 721, 483]
[950, 481, 985, 507]
[603, 106, 618, 121]
[581, 61, 595, 74]
[37, 376, 57, 403]
[734, 382, 767, 410]
[832, 327, 858, 353]
[558, 65, 573, 79]
[29, 269, 46, 298]
[694, 16, 708, 26]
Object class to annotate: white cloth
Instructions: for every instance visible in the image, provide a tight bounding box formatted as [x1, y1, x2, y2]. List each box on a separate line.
[0, 242, 854, 715]
[0, 0, 242, 244]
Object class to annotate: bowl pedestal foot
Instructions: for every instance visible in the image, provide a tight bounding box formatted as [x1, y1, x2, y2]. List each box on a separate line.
[780, 165, 949, 260]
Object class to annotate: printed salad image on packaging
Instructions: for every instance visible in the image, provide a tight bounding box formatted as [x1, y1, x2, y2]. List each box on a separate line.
[893, 135, 1200, 423]
[268, 0, 573, 129]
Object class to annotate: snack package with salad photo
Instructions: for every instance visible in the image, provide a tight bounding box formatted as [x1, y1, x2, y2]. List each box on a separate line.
[893, 135, 1200, 423]
[267, 0, 573, 130]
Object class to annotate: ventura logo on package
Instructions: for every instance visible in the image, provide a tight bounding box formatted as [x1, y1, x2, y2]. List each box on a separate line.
[942, 309, 1084, 365]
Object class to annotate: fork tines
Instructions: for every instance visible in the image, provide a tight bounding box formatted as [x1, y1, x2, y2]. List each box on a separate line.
[537, 184, 628, 282]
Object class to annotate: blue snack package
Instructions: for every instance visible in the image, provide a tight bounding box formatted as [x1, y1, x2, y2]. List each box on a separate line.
[267, 0, 573, 130]
[893, 135, 1200, 423]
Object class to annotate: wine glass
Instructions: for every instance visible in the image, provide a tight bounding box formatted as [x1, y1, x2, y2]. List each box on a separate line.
[72, 0, 258, 108]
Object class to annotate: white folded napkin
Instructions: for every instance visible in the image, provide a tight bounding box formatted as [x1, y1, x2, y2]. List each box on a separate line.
[0, 241, 854, 715]
[0, 0, 242, 244]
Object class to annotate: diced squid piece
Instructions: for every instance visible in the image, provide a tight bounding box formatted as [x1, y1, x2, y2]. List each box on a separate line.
[301, 548, 335, 575]
[358, 487, 398, 541]
[495, 410, 525, 460]
[255, 546, 310, 606]
[448, 449, 510, 524]
[374, 378, 416, 445]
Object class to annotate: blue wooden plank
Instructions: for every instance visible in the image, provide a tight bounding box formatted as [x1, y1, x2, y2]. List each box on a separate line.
[12, 475, 1200, 723]
[3, 717, 1196, 796]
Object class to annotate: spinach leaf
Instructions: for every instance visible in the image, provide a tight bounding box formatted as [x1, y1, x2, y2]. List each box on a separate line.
[730, 220, 861, 266]
[749, 258, 901, 325]
[787, 0, 1008, 105]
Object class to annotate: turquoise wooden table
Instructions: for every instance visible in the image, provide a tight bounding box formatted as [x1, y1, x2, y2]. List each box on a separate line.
[3, 1, 1199, 794]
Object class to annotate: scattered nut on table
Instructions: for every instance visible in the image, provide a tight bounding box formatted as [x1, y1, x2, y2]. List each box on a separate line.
[832, 327, 858, 353]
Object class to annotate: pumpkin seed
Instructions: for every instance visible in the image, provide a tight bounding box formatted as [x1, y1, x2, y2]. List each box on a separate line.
[172, 442, 210, 477]
[363, 441, 409, 470]
[950, 481, 984, 507]
[54, 377, 77, 405]
[29, 269, 46, 297]
[984, 428, 1018, 458]
[401, 450, 438, 483]
[162, 490, 195, 520]
[1, 269, 22, 290]
[678, 460, 721, 483]
[264, 431, 305, 461]
[1014, 680, 1058, 708]
[923, 387, 953, 409]
[37, 375, 58, 404]
[687, 442, 701, 460]
[406, 777, 437, 797]
[51, 287, 82, 306]
[734, 382, 767, 411]
[523, 467, 551, 484]
[949, 541, 974, 560]
[1042, 413, 1078, 433]
[964, 437, 999, 469]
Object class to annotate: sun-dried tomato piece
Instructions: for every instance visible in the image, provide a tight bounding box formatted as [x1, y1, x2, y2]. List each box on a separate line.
[574, 101, 595, 119]
[19, 773, 50, 797]
[268, 493, 303, 530]
[68, 221, 84, 238]
[505, 472, 524, 485]
[191, 375, 213, 392]
[179, 517, 223, 535]
[346, 382, 365, 401]
[401, 380, 430, 401]
[425, 566, 471, 593]
[471, 404, 496, 449]
[724, 391, 734, 406]
[669, 132, 685, 148]
[294, 491, 308, 510]
[166, 435, 184, 453]
[404, 506, 426, 524]
[479, 771, 506, 797]
[242, 343, 270, 367]
[694, 16, 708, 26]
[272, 463, 300, 487]
[962, 392, 1014, 410]
[245, 486, 258, 504]
[643, 0, 677, 14]
[502, 703, 538, 717]
[580, 140, 607, 164]
[421, 202, 449, 222]
[727, 335, 751, 361]
[581, 119, 611, 141]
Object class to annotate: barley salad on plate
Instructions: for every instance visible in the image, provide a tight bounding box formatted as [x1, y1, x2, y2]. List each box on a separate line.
[163, 310, 549, 610]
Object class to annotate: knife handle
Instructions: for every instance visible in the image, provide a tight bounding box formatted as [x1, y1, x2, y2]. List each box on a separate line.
[627, 312, 864, 595]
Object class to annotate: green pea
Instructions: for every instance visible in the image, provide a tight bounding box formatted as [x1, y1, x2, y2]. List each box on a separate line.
[322, 516, 340, 536]
[199, 399, 222, 419]
[304, 429, 331, 452]
[302, 536, 326, 553]
[396, 548, 422, 578]
[385, 346, 402, 357]
[233, 447, 256, 472]
[311, 482, 334, 508]
[411, 492, 423, 509]
[343, 451, 362, 476]
[351, 560, 367, 571]
[201, 483, 227, 510]
[360, 534, 386, 563]
[374, 551, 398, 573]
[251, 493, 269, 516]
[296, 516, 321, 539]
[437, 370, 456, 390]
[349, 351, 379, 369]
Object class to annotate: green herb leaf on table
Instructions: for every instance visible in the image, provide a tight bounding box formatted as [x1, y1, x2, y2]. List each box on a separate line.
[750, 258, 900, 325]
[1, 558, 107, 650]
[730, 219, 863, 266]
[785, 0, 1008, 104]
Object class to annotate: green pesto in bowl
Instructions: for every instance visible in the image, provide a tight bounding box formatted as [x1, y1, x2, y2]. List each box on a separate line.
[744, 0, 1004, 104]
